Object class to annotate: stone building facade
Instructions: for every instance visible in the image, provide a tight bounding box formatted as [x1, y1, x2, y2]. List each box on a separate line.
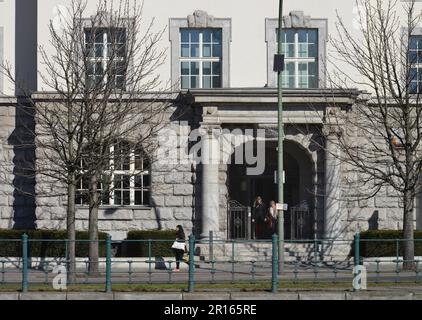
[1, 1, 422, 242]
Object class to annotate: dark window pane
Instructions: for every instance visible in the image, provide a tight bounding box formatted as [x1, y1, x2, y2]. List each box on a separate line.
[203, 43, 211, 57]
[114, 190, 121, 205]
[212, 29, 221, 43]
[203, 62, 211, 75]
[308, 30, 318, 43]
[181, 29, 189, 43]
[95, 30, 104, 43]
[212, 62, 221, 76]
[135, 190, 142, 205]
[135, 175, 142, 188]
[181, 76, 189, 89]
[191, 43, 200, 57]
[191, 76, 199, 88]
[87, 62, 95, 75]
[203, 76, 211, 88]
[286, 29, 295, 43]
[95, 44, 104, 57]
[212, 76, 221, 88]
[123, 175, 130, 189]
[123, 191, 130, 205]
[309, 43, 318, 58]
[309, 62, 318, 77]
[116, 76, 125, 90]
[191, 62, 199, 75]
[143, 174, 150, 187]
[203, 29, 212, 43]
[409, 51, 417, 64]
[181, 44, 190, 57]
[409, 81, 417, 93]
[410, 68, 417, 81]
[298, 30, 307, 43]
[410, 36, 418, 50]
[190, 30, 199, 42]
[309, 76, 318, 88]
[181, 62, 189, 75]
[212, 44, 221, 57]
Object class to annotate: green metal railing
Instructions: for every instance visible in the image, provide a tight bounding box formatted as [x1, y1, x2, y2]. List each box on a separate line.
[0, 233, 421, 292]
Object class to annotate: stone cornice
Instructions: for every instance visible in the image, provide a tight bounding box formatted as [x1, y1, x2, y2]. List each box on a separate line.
[188, 88, 361, 105]
[0, 96, 17, 105]
[30, 92, 179, 102]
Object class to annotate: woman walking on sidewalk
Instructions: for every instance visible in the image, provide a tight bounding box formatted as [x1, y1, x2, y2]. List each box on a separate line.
[171, 225, 186, 271]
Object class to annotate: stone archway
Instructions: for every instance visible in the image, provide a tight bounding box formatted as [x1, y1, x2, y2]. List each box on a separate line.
[227, 138, 316, 239]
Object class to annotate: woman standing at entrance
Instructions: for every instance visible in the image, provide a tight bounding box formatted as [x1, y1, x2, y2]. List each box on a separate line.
[253, 196, 266, 239]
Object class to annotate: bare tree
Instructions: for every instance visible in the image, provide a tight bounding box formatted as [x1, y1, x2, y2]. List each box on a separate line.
[323, 0, 422, 269]
[1, 0, 170, 278]
[67, 0, 169, 274]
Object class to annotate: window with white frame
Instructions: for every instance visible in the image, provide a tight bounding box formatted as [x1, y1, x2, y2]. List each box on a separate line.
[75, 141, 150, 206]
[409, 35, 422, 94]
[180, 28, 222, 89]
[277, 28, 318, 89]
[84, 28, 126, 90]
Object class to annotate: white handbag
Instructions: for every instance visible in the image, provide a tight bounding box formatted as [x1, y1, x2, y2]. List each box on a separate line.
[171, 240, 185, 251]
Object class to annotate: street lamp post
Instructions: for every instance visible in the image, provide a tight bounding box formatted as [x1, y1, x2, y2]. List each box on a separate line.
[277, 0, 284, 274]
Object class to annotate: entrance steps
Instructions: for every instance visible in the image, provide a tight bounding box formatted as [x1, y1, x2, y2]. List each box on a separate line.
[196, 241, 352, 263]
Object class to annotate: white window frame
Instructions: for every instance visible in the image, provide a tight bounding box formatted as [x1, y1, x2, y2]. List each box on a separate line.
[265, 13, 328, 88]
[169, 12, 232, 89]
[280, 29, 318, 89]
[76, 142, 150, 207]
[84, 27, 126, 90]
[179, 29, 222, 89]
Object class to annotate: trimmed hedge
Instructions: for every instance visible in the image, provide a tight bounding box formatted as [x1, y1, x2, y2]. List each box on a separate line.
[0, 229, 108, 257]
[360, 230, 422, 257]
[124, 230, 177, 257]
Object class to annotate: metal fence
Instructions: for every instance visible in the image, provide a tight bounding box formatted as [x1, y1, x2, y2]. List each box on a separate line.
[0, 233, 421, 293]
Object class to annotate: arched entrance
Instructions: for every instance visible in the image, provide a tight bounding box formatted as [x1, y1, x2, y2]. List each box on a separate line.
[228, 139, 315, 239]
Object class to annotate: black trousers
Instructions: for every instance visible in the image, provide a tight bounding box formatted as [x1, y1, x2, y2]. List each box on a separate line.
[174, 249, 184, 268]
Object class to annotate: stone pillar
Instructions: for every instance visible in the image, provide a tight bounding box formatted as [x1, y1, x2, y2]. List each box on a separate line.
[324, 130, 342, 239]
[200, 125, 221, 239]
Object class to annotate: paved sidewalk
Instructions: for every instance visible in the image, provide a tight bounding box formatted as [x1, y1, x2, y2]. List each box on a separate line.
[1, 289, 422, 300]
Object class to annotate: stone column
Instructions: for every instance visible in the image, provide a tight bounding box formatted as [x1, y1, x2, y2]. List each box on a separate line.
[324, 130, 342, 239]
[201, 125, 221, 239]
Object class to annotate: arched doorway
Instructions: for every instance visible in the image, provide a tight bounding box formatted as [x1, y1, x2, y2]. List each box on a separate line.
[228, 139, 315, 239]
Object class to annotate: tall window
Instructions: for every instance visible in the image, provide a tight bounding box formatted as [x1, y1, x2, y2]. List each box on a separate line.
[277, 29, 318, 88]
[180, 28, 222, 89]
[409, 35, 422, 94]
[84, 28, 126, 90]
[75, 141, 150, 206]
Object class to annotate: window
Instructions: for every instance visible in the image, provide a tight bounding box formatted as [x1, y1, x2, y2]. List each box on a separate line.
[169, 12, 231, 89]
[75, 141, 150, 206]
[180, 28, 222, 89]
[84, 28, 126, 90]
[277, 28, 318, 88]
[409, 35, 422, 94]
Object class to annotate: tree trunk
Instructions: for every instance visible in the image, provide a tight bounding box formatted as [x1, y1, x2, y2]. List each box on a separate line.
[67, 176, 76, 284]
[88, 173, 99, 275]
[402, 189, 415, 270]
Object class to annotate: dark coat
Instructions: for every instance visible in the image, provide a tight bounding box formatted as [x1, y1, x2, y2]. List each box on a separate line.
[254, 202, 266, 223]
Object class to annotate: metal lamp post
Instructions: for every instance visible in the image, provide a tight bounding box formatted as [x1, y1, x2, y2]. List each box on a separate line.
[276, 0, 285, 274]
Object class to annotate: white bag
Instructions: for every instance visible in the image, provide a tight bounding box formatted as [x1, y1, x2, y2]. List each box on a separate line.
[171, 240, 185, 251]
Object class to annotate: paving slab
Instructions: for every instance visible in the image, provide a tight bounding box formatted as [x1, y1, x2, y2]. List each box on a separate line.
[20, 292, 66, 300]
[183, 293, 230, 300]
[230, 292, 299, 300]
[346, 292, 414, 300]
[298, 292, 346, 300]
[66, 292, 114, 300]
[0, 293, 19, 300]
[114, 293, 182, 300]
